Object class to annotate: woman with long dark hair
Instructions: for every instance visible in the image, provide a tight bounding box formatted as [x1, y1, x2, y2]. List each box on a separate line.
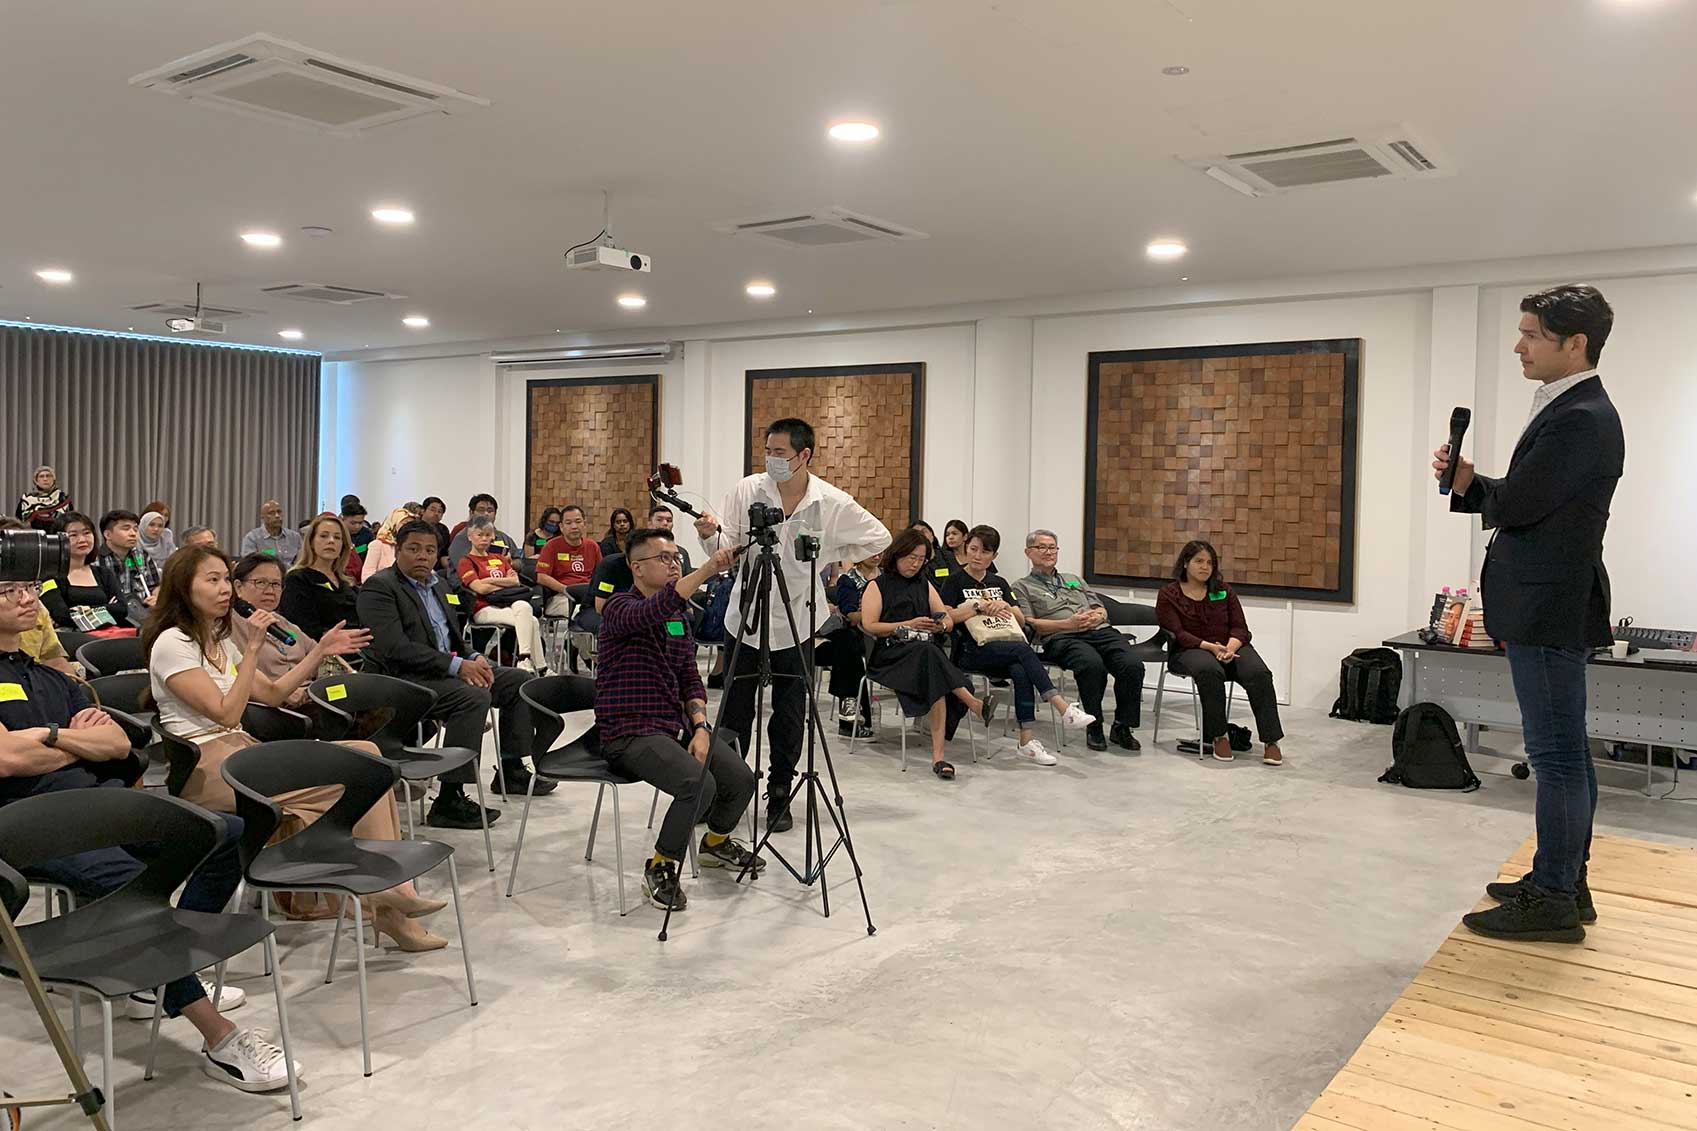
[41, 511, 128, 632]
[599, 507, 636, 557]
[1155, 540, 1285, 765]
[938, 519, 969, 572]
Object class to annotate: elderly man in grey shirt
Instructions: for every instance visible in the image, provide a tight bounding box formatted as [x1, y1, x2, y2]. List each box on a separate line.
[239, 499, 304, 561]
[1012, 528, 1144, 752]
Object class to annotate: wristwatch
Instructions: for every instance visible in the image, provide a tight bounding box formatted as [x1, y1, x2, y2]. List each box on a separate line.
[692, 720, 711, 734]
[44, 723, 59, 748]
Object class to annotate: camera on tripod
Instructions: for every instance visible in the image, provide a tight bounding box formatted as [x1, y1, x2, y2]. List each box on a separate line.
[0, 530, 70, 583]
[747, 501, 785, 547]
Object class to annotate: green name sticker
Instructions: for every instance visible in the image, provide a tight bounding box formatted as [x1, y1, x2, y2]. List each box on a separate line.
[1208, 589, 1227, 601]
[666, 620, 686, 636]
[1064, 579, 1081, 588]
[262, 548, 278, 556]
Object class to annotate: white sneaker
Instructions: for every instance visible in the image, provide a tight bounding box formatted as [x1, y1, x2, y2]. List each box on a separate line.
[1017, 739, 1059, 766]
[128, 977, 245, 1020]
[1060, 704, 1096, 729]
[202, 1028, 300, 1094]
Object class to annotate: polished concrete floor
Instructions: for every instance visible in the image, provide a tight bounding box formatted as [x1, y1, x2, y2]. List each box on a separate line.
[3, 694, 1694, 1130]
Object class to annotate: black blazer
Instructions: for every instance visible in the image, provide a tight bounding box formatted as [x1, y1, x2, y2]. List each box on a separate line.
[279, 567, 359, 642]
[355, 565, 470, 680]
[1451, 376, 1623, 649]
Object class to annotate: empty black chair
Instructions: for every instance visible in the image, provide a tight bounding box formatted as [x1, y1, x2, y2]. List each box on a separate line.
[0, 789, 302, 1125]
[55, 628, 99, 661]
[75, 636, 145, 679]
[221, 740, 477, 1079]
[242, 703, 312, 743]
[305, 673, 495, 870]
[152, 721, 205, 798]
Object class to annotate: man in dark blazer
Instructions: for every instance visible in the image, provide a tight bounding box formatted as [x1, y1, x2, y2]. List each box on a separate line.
[1435, 283, 1623, 944]
[357, 520, 551, 830]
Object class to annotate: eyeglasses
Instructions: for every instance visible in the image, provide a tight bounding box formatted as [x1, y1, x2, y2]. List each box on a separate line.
[1030, 545, 1059, 554]
[630, 552, 681, 567]
[242, 579, 283, 592]
[900, 550, 930, 563]
[0, 583, 42, 604]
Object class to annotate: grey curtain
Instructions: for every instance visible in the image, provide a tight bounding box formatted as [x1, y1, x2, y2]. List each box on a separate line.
[1, 325, 320, 553]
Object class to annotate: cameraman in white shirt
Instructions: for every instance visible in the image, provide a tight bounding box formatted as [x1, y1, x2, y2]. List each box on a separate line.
[694, 418, 891, 831]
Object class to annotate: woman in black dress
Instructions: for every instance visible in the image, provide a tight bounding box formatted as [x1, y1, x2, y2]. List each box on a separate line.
[860, 527, 998, 780]
[42, 511, 128, 631]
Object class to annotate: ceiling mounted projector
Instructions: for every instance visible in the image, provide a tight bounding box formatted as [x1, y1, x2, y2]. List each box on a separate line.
[564, 244, 651, 272]
[166, 315, 226, 334]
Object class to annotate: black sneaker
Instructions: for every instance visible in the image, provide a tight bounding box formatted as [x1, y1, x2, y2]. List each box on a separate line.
[699, 834, 767, 873]
[766, 798, 794, 834]
[495, 769, 557, 797]
[1461, 885, 1584, 943]
[643, 858, 686, 910]
[1110, 724, 1142, 752]
[706, 672, 725, 690]
[427, 791, 500, 829]
[1486, 873, 1596, 923]
[838, 719, 875, 739]
[1085, 724, 1108, 751]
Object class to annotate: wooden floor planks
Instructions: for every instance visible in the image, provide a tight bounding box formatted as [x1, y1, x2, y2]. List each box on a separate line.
[1299, 835, 1697, 1130]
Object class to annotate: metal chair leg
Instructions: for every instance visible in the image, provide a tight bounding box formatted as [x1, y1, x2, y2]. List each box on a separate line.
[586, 784, 605, 861]
[142, 987, 165, 1081]
[611, 785, 628, 916]
[401, 782, 416, 840]
[646, 786, 660, 830]
[72, 987, 82, 1060]
[471, 761, 496, 873]
[504, 771, 539, 897]
[448, 855, 478, 1005]
[101, 997, 115, 1130]
[352, 896, 372, 1077]
[266, 935, 303, 1120]
[326, 896, 347, 984]
[1153, 666, 1168, 743]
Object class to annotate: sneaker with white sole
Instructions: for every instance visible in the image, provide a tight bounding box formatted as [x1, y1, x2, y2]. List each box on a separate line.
[202, 1028, 299, 1094]
[1060, 704, 1096, 729]
[1017, 739, 1059, 766]
[129, 977, 245, 1020]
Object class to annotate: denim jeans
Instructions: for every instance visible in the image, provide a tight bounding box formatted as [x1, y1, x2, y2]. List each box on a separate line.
[1505, 643, 1596, 898]
[960, 639, 1055, 724]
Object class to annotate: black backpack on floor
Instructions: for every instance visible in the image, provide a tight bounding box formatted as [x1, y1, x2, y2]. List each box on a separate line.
[1330, 647, 1403, 724]
[1380, 703, 1481, 791]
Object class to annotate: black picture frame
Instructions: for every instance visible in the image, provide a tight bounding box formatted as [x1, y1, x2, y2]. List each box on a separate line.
[1083, 339, 1360, 603]
[743, 362, 926, 527]
[522, 372, 660, 527]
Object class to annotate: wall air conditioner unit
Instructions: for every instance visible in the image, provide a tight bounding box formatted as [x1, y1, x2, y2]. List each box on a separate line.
[712, 207, 928, 247]
[1184, 125, 1452, 196]
[129, 33, 489, 135]
[491, 343, 675, 369]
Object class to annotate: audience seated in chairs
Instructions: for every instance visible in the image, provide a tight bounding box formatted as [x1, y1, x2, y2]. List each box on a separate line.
[138, 507, 176, 572]
[16, 464, 73, 531]
[0, 519, 81, 676]
[1013, 528, 1145, 753]
[357, 520, 549, 826]
[281, 513, 361, 643]
[446, 493, 521, 567]
[1155, 539, 1285, 766]
[0, 573, 299, 1094]
[858, 527, 1000, 781]
[535, 503, 601, 617]
[816, 555, 881, 738]
[940, 525, 1094, 766]
[95, 508, 159, 627]
[595, 529, 760, 910]
[180, 524, 218, 551]
[43, 511, 128, 633]
[239, 499, 304, 562]
[599, 507, 635, 559]
[229, 554, 356, 712]
[458, 515, 547, 673]
[143, 545, 449, 942]
[526, 506, 562, 559]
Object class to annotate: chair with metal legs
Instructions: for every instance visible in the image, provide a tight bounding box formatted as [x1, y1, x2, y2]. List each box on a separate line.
[845, 635, 981, 771]
[0, 789, 303, 1126]
[222, 740, 477, 1079]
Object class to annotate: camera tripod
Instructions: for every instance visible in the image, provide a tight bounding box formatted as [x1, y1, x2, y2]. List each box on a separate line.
[657, 517, 875, 941]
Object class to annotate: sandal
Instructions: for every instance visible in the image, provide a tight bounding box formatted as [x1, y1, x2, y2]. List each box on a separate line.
[932, 760, 956, 780]
[978, 692, 1000, 726]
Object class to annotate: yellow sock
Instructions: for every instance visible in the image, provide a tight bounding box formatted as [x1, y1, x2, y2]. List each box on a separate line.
[703, 831, 729, 848]
[650, 851, 675, 868]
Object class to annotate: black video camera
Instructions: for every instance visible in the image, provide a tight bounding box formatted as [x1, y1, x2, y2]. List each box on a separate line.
[0, 530, 70, 583]
[747, 502, 784, 547]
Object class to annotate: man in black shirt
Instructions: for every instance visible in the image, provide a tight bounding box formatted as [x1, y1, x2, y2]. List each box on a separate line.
[0, 579, 295, 1093]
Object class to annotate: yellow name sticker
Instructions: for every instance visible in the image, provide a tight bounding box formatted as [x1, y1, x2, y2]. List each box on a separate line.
[40, 579, 57, 594]
[933, 568, 951, 577]
[0, 683, 28, 703]
[598, 581, 615, 593]
[445, 593, 462, 606]
[326, 683, 348, 701]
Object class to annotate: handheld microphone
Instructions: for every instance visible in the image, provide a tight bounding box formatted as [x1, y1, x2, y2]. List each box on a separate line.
[1438, 406, 1472, 496]
[231, 597, 297, 646]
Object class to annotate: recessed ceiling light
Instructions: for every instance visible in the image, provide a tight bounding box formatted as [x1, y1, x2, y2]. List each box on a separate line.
[402, 314, 430, 328]
[278, 329, 305, 341]
[1145, 239, 1188, 261]
[372, 207, 415, 225]
[1162, 65, 1190, 76]
[828, 121, 880, 142]
[1180, 276, 1189, 281]
[240, 231, 282, 249]
[746, 282, 776, 298]
[35, 268, 73, 285]
[617, 294, 647, 309]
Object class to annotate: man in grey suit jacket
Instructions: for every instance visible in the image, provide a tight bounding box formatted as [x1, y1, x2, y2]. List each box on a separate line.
[1435, 284, 1624, 944]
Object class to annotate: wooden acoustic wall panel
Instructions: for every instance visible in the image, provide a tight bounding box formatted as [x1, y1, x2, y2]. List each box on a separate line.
[745, 364, 924, 537]
[1084, 341, 1359, 602]
[525, 375, 658, 534]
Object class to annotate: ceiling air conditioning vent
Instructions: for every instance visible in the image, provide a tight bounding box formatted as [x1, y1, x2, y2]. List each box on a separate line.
[129, 301, 255, 320]
[1185, 126, 1451, 196]
[130, 33, 489, 135]
[713, 207, 928, 247]
[261, 282, 402, 305]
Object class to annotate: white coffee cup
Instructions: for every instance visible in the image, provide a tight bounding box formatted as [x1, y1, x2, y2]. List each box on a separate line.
[1611, 639, 1630, 660]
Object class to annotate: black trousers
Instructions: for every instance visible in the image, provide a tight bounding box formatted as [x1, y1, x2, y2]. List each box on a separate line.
[1172, 643, 1283, 744]
[413, 664, 535, 781]
[603, 733, 756, 859]
[1044, 627, 1145, 728]
[815, 627, 869, 704]
[720, 639, 813, 794]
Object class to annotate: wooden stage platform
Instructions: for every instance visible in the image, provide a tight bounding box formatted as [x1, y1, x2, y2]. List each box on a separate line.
[1297, 834, 1697, 1131]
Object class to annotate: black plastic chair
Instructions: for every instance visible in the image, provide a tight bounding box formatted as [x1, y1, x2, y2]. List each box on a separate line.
[243, 702, 313, 742]
[152, 721, 206, 798]
[305, 673, 496, 871]
[75, 636, 145, 678]
[55, 628, 99, 662]
[0, 789, 302, 1124]
[221, 740, 476, 1078]
[505, 675, 696, 910]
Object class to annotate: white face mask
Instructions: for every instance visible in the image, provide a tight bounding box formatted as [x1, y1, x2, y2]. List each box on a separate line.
[766, 453, 798, 483]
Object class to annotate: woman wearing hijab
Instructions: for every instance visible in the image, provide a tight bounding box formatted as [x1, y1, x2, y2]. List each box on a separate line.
[364, 504, 417, 576]
[17, 465, 73, 530]
[138, 508, 177, 570]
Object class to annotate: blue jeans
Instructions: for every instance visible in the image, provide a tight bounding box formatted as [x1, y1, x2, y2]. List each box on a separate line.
[1505, 644, 1596, 899]
[960, 639, 1056, 724]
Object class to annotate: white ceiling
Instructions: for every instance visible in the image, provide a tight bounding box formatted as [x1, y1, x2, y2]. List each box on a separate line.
[4, 0, 1696, 354]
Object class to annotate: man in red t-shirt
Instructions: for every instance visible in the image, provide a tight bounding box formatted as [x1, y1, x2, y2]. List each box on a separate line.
[535, 504, 601, 616]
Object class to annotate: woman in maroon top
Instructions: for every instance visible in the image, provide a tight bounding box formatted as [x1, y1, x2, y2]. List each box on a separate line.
[1155, 540, 1284, 765]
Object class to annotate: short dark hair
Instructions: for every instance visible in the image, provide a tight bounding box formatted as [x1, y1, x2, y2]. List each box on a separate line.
[53, 511, 95, 535]
[340, 494, 361, 509]
[1173, 540, 1226, 594]
[341, 502, 367, 518]
[395, 519, 441, 549]
[879, 526, 933, 572]
[625, 527, 675, 561]
[647, 503, 672, 519]
[1520, 284, 1613, 366]
[230, 552, 285, 584]
[965, 524, 1001, 554]
[422, 496, 445, 511]
[560, 503, 584, 518]
[766, 417, 815, 459]
[99, 508, 140, 533]
[468, 493, 498, 513]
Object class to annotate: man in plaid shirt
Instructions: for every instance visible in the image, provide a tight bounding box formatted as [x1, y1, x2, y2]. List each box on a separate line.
[596, 529, 763, 910]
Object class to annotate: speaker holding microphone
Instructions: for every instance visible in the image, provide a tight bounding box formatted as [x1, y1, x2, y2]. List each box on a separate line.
[231, 596, 298, 646]
[1438, 406, 1472, 495]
